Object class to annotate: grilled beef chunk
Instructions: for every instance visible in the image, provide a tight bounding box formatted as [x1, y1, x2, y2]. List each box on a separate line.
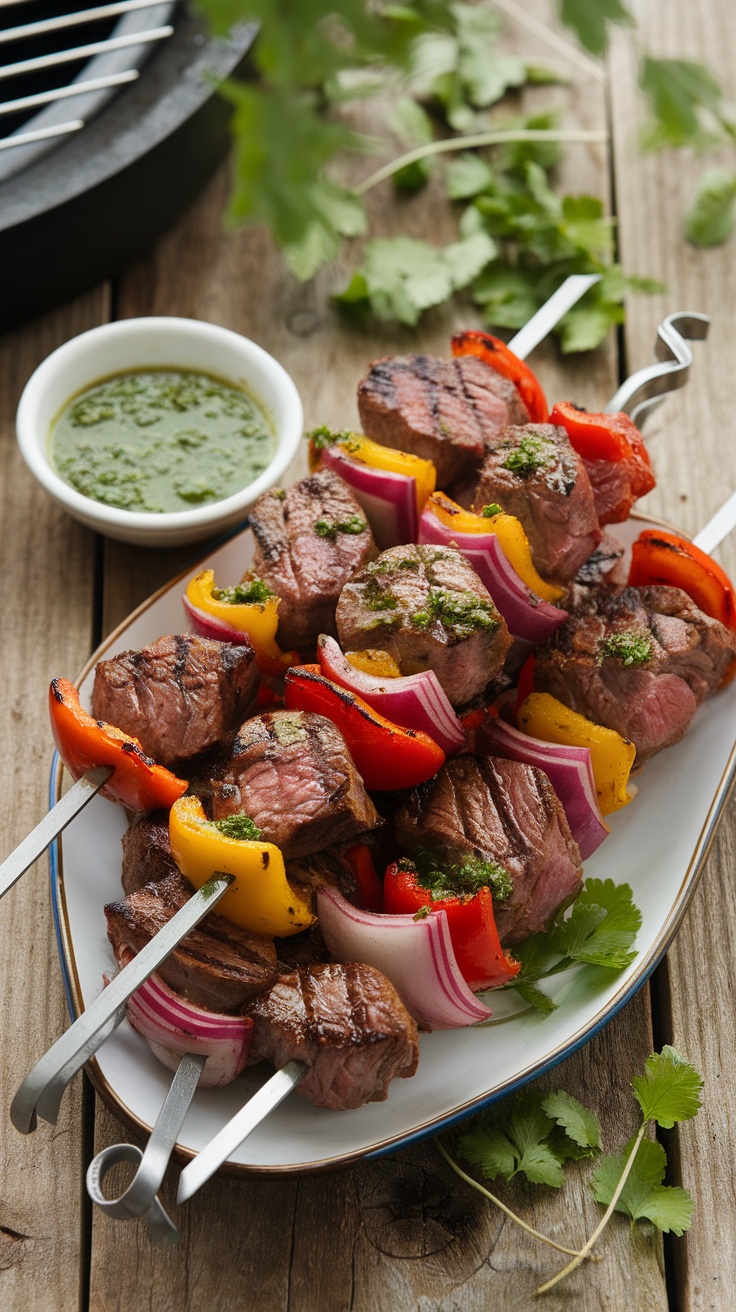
[274, 924, 331, 974]
[249, 471, 377, 656]
[357, 353, 530, 487]
[394, 755, 583, 944]
[336, 543, 511, 707]
[120, 811, 180, 895]
[534, 584, 736, 766]
[92, 634, 258, 767]
[105, 872, 278, 1012]
[454, 424, 601, 584]
[210, 710, 378, 858]
[247, 962, 419, 1109]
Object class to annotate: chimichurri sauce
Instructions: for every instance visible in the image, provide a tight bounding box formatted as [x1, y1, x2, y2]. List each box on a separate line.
[50, 369, 275, 513]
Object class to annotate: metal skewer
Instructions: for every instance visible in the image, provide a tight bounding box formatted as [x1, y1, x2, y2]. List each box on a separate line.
[604, 311, 710, 426]
[10, 874, 233, 1134]
[0, 766, 112, 903]
[506, 273, 602, 360]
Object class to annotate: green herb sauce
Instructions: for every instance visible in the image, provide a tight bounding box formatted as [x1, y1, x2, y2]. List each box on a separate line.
[598, 630, 653, 667]
[50, 369, 275, 513]
[404, 852, 513, 904]
[212, 813, 262, 841]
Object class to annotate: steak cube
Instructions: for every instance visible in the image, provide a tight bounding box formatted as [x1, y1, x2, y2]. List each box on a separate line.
[247, 962, 420, 1109]
[120, 811, 180, 895]
[357, 353, 530, 487]
[92, 634, 258, 766]
[533, 584, 736, 765]
[394, 754, 583, 944]
[335, 543, 511, 707]
[249, 470, 377, 656]
[105, 872, 278, 1012]
[210, 710, 378, 858]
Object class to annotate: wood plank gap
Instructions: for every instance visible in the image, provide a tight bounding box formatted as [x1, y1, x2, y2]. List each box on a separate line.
[79, 1074, 97, 1312]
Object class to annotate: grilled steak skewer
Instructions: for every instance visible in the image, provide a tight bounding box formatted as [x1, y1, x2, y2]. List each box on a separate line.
[357, 354, 530, 487]
[210, 710, 378, 858]
[336, 543, 511, 707]
[92, 634, 259, 767]
[105, 872, 279, 1012]
[533, 583, 736, 766]
[247, 962, 420, 1110]
[394, 755, 583, 944]
[249, 470, 377, 656]
[453, 423, 601, 585]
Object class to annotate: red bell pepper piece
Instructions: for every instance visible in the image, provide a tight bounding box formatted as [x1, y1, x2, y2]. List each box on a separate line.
[629, 530, 736, 639]
[49, 678, 188, 812]
[514, 652, 536, 719]
[548, 401, 656, 523]
[341, 843, 383, 912]
[383, 862, 519, 990]
[283, 668, 445, 791]
[452, 330, 548, 423]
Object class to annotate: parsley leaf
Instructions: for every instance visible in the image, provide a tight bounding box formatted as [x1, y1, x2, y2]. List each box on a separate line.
[409, 2, 527, 131]
[686, 168, 736, 246]
[591, 1137, 695, 1235]
[541, 1091, 601, 1153]
[631, 1046, 704, 1128]
[389, 98, 436, 192]
[557, 0, 632, 56]
[458, 1089, 601, 1190]
[335, 231, 495, 325]
[638, 57, 726, 152]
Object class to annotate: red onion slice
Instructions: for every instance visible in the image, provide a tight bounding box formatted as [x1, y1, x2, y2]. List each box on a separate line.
[182, 592, 250, 644]
[318, 445, 417, 549]
[317, 887, 493, 1030]
[317, 635, 465, 756]
[477, 718, 609, 860]
[126, 972, 253, 1088]
[418, 508, 568, 641]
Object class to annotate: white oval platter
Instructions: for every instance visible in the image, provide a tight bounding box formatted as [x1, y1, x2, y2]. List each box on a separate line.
[50, 512, 736, 1175]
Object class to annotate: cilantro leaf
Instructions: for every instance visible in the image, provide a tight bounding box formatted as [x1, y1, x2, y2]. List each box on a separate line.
[458, 1092, 566, 1188]
[631, 1046, 704, 1128]
[510, 977, 557, 1016]
[446, 153, 494, 201]
[390, 98, 436, 192]
[553, 878, 642, 968]
[542, 1091, 601, 1152]
[410, 3, 527, 131]
[335, 231, 494, 325]
[686, 168, 736, 246]
[639, 57, 725, 151]
[557, 0, 632, 56]
[591, 1136, 694, 1235]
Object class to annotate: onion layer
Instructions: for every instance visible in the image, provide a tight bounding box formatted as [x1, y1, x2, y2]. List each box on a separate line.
[317, 635, 465, 756]
[477, 717, 609, 859]
[418, 507, 567, 641]
[182, 593, 251, 644]
[126, 972, 253, 1087]
[318, 445, 417, 549]
[317, 887, 493, 1030]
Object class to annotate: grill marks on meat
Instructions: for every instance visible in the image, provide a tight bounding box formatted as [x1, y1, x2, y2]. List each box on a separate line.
[211, 710, 378, 858]
[336, 543, 511, 707]
[105, 872, 278, 1011]
[534, 584, 736, 765]
[454, 424, 601, 584]
[247, 962, 419, 1109]
[249, 471, 377, 656]
[120, 811, 180, 895]
[357, 354, 530, 487]
[92, 635, 259, 766]
[394, 755, 583, 944]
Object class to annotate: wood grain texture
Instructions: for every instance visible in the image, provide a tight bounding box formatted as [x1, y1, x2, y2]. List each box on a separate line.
[610, 4, 736, 1309]
[0, 288, 110, 1312]
[87, 7, 670, 1309]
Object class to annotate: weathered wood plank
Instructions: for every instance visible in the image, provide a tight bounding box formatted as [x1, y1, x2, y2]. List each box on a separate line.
[0, 289, 110, 1311]
[610, 3, 736, 1308]
[88, 5, 668, 1306]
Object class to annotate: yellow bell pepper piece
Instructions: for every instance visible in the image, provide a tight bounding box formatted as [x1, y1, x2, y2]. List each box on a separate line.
[345, 649, 402, 678]
[517, 692, 635, 815]
[169, 796, 315, 937]
[425, 492, 564, 604]
[313, 431, 436, 515]
[186, 569, 293, 670]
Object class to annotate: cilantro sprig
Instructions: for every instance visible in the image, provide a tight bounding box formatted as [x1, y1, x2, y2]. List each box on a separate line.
[439, 1046, 702, 1292]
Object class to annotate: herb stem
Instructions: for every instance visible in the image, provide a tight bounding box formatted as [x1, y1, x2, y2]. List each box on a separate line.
[492, 0, 606, 82]
[355, 130, 609, 195]
[435, 1140, 587, 1259]
[535, 1120, 647, 1295]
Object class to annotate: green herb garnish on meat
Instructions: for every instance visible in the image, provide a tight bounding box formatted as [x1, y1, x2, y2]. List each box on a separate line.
[314, 514, 367, 540]
[481, 503, 504, 517]
[411, 851, 513, 903]
[411, 586, 499, 639]
[212, 813, 262, 841]
[308, 425, 361, 454]
[502, 432, 554, 478]
[211, 577, 275, 605]
[598, 631, 653, 667]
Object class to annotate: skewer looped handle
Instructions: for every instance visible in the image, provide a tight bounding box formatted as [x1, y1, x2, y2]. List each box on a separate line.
[605, 311, 710, 426]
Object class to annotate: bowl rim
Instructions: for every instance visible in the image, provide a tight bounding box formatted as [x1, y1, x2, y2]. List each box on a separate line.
[15, 316, 304, 533]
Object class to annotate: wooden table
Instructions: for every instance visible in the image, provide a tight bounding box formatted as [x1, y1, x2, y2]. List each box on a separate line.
[1, 2, 734, 1308]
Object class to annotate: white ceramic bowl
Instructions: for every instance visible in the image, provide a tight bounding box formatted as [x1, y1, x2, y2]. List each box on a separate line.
[16, 317, 304, 547]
